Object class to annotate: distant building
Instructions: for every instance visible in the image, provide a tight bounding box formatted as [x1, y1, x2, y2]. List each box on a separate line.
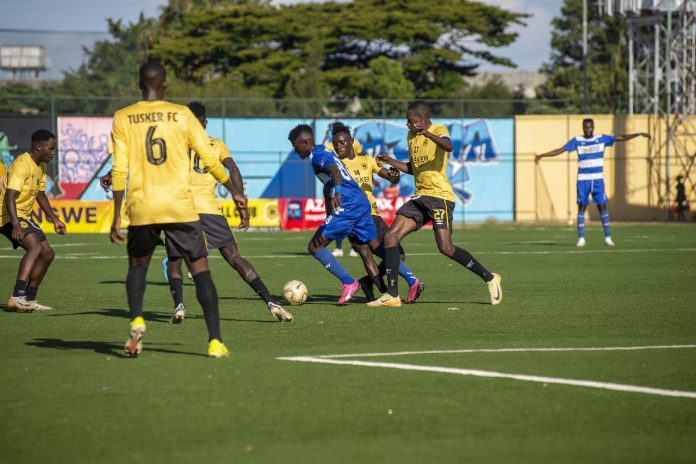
[464, 71, 547, 99]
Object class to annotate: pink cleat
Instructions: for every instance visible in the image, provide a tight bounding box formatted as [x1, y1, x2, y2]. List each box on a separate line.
[405, 279, 426, 304]
[337, 280, 360, 305]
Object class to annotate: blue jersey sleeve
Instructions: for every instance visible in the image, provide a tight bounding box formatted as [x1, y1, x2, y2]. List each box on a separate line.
[600, 134, 616, 147]
[563, 138, 577, 153]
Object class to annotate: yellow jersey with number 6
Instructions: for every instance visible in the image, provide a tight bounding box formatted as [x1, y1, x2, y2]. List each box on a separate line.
[0, 153, 46, 224]
[110, 100, 229, 225]
[408, 123, 454, 201]
[189, 137, 232, 215]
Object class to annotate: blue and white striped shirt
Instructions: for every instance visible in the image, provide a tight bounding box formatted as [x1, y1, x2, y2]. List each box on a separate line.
[563, 135, 615, 181]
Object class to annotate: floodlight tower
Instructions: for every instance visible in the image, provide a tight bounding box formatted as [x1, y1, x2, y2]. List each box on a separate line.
[603, 0, 695, 217]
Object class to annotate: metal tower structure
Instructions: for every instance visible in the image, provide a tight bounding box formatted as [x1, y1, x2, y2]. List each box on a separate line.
[603, 0, 696, 216]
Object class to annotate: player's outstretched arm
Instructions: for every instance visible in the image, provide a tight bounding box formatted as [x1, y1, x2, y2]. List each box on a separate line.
[223, 158, 245, 198]
[36, 191, 66, 235]
[615, 132, 650, 142]
[535, 147, 566, 163]
[377, 154, 412, 174]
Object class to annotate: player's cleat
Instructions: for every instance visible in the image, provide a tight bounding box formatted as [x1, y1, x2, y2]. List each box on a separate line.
[168, 303, 185, 324]
[161, 257, 169, 282]
[366, 293, 402, 307]
[405, 279, 425, 304]
[337, 280, 360, 305]
[605, 237, 615, 246]
[24, 299, 53, 311]
[358, 276, 375, 302]
[208, 339, 230, 358]
[7, 296, 35, 313]
[576, 237, 586, 247]
[125, 316, 146, 358]
[349, 249, 359, 257]
[187, 271, 193, 280]
[487, 273, 503, 306]
[332, 248, 344, 257]
[268, 302, 293, 322]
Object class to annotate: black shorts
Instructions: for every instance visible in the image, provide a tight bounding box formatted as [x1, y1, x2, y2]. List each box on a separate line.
[127, 221, 208, 259]
[0, 218, 46, 249]
[397, 195, 455, 231]
[200, 213, 236, 251]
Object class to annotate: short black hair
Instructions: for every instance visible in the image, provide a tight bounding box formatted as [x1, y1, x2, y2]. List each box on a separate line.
[139, 61, 166, 83]
[407, 100, 430, 116]
[188, 101, 206, 120]
[31, 129, 55, 145]
[582, 118, 594, 126]
[288, 124, 313, 142]
[331, 121, 351, 138]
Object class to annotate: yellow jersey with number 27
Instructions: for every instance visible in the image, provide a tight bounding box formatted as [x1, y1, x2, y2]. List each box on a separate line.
[408, 123, 454, 202]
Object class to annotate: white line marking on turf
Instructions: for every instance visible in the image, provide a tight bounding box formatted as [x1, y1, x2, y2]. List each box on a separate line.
[1, 247, 695, 260]
[277, 345, 696, 400]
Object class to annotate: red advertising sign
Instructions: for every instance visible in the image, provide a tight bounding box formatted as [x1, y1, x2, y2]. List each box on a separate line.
[278, 197, 411, 231]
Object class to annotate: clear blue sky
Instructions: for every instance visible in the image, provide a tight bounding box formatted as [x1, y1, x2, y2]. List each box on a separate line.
[0, 0, 563, 80]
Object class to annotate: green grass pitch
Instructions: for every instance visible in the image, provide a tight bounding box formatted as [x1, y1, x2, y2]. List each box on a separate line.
[1, 223, 695, 463]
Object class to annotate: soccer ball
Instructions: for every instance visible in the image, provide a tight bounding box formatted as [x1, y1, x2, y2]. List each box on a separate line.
[283, 280, 308, 305]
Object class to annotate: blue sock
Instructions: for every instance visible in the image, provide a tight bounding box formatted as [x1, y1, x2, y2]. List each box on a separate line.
[600, 211, 611, 238]
[398, 261, 417, 287]
[577, 212, 585, 239]
[314, 247, 354, 285]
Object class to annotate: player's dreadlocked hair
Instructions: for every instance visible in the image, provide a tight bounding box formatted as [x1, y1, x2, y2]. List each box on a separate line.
[288, 124, 313, 142]
[188, 101, 206, 120]
[330, 121, 351, 138]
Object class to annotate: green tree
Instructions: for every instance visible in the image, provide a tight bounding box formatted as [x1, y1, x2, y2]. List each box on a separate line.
[534, 0, 628, 114]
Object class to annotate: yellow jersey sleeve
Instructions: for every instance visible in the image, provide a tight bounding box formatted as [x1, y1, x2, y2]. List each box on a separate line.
[5, 156, 29, 192]
[39, 162, 47, 192]
[110, 114, 128, 191]
[369, 156, 381, 175]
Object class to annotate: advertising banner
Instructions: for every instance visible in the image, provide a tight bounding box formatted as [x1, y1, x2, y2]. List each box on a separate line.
[278, 197, 411, 231]
[218, 199, 280, 228]
[29, 199, 279, 233]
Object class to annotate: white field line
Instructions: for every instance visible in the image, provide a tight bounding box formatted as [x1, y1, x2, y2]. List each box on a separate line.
[1, 247, 695, 260]
[277, 345, 696, 400]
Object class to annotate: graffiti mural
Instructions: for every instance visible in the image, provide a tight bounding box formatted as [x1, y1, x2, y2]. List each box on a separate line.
[52, 116, 514, 222]
[57, 117, 112, 199]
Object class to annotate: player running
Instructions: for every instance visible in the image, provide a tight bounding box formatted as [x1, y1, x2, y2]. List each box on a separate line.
[162, 102, 292, 323]
[330, 122, 425, 304]
[109, 62, 249, 358]
[535, 118, 650, 246]
[0, 129, 66, 312]
[371, 101, 502, 307]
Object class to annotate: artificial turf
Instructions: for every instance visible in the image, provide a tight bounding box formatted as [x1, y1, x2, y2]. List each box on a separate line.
[1, 223, 694, 463]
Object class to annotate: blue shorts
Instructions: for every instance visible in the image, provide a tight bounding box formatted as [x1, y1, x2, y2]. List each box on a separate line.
[577, 179, 607, 206]
[319, 203, 377, 244]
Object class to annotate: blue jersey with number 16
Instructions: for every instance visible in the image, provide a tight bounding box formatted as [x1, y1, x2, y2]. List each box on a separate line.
[311, 144, 370, 210]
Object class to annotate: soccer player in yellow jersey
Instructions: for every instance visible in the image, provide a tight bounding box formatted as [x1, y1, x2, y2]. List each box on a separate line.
[162, 102, 292, 323]
[371, 101, 502, 307]
[109, 62, 249, 358]
[330, 122, 425, 304]
[0, 129, 66, 312]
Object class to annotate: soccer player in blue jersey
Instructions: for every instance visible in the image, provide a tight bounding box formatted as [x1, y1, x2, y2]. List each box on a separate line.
[288, 124, 417, 306]
[536, 118, 649, 246]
